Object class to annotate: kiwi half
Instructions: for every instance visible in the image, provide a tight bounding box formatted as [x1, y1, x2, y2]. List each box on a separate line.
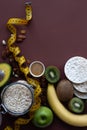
[45, 66, 60, 84]
[68, 97, 84, 113]
[0, 63, 12, 87]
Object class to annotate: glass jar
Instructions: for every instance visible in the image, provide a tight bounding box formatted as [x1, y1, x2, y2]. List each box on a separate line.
[0, 80, 34, 116]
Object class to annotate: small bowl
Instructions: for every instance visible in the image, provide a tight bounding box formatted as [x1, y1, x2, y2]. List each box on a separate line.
[29, 61, 45, 78]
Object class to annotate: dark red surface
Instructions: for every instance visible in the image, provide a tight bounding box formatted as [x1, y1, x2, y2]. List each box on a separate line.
[0, 0, 87, 129]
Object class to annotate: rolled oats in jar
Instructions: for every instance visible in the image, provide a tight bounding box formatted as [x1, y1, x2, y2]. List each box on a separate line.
[1, 81, 34, 116]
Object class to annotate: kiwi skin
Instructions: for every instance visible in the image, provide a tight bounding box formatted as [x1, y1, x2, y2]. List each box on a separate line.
[56, 79, 74, 102]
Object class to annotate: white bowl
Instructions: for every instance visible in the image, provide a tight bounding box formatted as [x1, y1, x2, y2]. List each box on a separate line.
[29, 61, 45, 78]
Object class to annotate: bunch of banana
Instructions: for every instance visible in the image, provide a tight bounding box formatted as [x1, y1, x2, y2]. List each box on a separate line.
[47, 83, 87, 127]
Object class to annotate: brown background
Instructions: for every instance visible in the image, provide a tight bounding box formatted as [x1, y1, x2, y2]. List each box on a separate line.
[0, 0, 87, 130]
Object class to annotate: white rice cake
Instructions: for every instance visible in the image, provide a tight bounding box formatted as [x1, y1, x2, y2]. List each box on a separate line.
[73, 81, 87, 93]
[74, 88, 87, 99]
[64, 56, 87, 83]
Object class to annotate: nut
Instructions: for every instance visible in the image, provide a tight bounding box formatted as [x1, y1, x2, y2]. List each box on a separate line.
[16, 38, 23, 43]
[2, 51, 7, 60]
[17, 34, 26, 39]
[20, 30, 26, 34]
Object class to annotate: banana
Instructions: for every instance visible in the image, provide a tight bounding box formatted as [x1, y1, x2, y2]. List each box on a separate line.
[47, 83, 87, 127]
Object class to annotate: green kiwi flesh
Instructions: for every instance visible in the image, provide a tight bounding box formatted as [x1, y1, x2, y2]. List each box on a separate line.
[45, 66, 60, 83]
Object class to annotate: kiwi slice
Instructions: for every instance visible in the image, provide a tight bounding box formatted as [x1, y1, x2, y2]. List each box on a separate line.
[68, 97, 84, 113]
[0, 63, 12, 87]
[45, 66, 60, 84]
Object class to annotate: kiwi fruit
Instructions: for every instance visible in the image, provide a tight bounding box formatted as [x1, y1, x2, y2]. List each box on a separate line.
[45, 66, 60, 84]
[0, 63, 12, 87]
[68, 97, 84, 113]
[56, 79, 74, 102]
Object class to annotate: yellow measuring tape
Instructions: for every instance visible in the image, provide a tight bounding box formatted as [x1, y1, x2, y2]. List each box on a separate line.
[4, 2, 42, 130]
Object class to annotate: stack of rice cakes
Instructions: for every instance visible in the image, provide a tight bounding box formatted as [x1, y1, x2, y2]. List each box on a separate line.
[64, 56, 87, 99]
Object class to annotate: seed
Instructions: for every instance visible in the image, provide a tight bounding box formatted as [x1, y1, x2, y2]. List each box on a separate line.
[14, 74, 19, 78]
[2, 40, 6, 45]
